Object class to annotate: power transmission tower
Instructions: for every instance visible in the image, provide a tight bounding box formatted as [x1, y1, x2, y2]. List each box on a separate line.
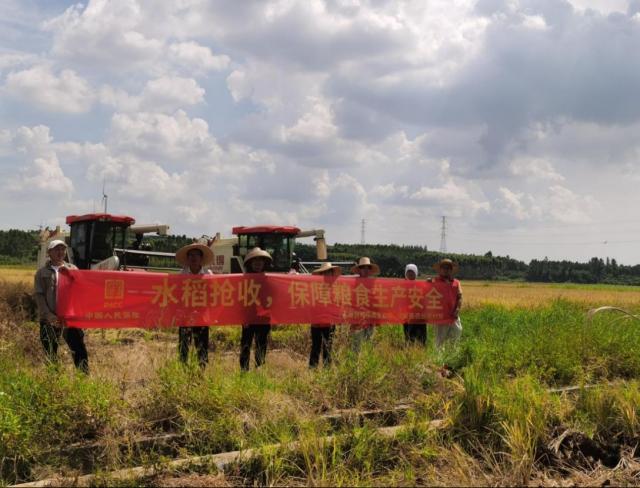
[439, 216, 447, 253]
[360, 218, 366, 245]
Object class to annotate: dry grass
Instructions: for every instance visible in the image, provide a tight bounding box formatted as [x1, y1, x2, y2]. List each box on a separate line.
[0, 266, 35, 284]
[463, 280, 640, 308]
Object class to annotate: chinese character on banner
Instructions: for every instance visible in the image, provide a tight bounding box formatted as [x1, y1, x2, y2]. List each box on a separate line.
[288, 281, 311, 308]
[238, 279, 261, 306]
[425, 287, 443, 310]
[390, 286, 406, 307]
[209, 279, 235, 306]
[354, 283, 370, 307]
[104, 279, 125, 300]
[332, 283, 352, 307]
[408, 287, 424, 309]
[151, 277, 178, 308]
[371, 284, 389, 308]
[311, 282, 332, 306]
[181, 279, 208, 307]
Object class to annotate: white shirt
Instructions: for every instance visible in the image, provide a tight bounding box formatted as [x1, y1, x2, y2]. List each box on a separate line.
[180, 267, 213, 275]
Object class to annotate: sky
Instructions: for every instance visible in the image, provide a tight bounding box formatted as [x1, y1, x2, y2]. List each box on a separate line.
[1, 0, 640, 264]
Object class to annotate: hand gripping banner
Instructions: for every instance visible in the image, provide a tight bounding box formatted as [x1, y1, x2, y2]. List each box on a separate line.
[57, 270, 458, 328]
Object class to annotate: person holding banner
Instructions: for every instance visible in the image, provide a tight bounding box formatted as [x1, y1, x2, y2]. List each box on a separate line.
[176, 243, 214, 368]
[309, 262, 341, 368]
[431, 258, 463, 348]
[403, 263, 427, 345]
[350, 256, 380, 352]
[240, 247, 272, 371]
[34, 240, 89, 373]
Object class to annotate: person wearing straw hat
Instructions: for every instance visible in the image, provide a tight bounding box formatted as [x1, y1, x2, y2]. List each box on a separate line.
[431, 258, 463, 348]
[350, 256, 380, 351]
[309, 262, 341, 368]
[403, 263, 427, 345]
[239, 247, 273, 371]
[175, 243, 214, 368]
[34, 239, 89, 373]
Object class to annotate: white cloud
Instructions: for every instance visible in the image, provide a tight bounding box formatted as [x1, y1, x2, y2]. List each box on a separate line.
[371, 183, 409, 199]
[493, 184, 598, 225]
[410, 180, 491, 216]
[108, 110, 221, 165]
[226, 70, 251, 102]
[0, 50, 37, 72]
[138, 76, 205, 111]
[547, 185, 598, 224]
[510, 157, 565, 181]
[2, 0, 640, 263]
[168, 41, 230, 73]
[4, 65, 94, 113]
[1, 126, 73, 195]
[99, 77, 205, 113]
[496, 187, 533, 220]
[283, 98, 337, 142]
[44, 1, 163, 71]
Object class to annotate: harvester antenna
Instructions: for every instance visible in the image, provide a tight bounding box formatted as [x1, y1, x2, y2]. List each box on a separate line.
[439, 216, 447, 253]
[360, 218, 366, 245]
[102, 179, 108, 213]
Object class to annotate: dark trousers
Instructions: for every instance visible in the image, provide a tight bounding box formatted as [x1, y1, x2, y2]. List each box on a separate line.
[240, 324, 271, 371]
[309, 326, 335, 368]
[39, 320, 89, 373]
[178, 326, 209, 367]
[403, 323, 427, 345]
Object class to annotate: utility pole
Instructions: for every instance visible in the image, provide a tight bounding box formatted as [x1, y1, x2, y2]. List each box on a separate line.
[439, 216, 447, 253]
[360, 218, 366, 245]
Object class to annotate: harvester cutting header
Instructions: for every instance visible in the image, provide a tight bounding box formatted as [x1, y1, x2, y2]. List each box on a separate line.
[38, 213, 328, 273]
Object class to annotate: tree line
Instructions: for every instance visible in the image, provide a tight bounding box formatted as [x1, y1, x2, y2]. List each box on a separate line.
[2, 229, 640, 285]
[296, 243, 640, 285]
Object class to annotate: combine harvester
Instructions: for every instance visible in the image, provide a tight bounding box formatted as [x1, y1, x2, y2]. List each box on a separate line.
[37, 213, 171, 270]
[38, 214, 331, 273]
[206, 225, 327, 273]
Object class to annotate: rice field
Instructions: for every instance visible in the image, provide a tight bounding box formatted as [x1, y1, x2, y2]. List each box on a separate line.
[4, 265, 640, 307]
[0, 266, 34, 284]
[2, 267, 640, 486]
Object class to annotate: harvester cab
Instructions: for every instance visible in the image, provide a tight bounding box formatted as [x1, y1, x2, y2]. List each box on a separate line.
[38, 213, 171, 270]
[66, 214, 134, 270]
[209, 226, 328, 274]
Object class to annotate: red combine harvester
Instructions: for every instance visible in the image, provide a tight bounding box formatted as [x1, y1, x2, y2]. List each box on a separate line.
[38, 213, 171, 270]
[38, 214, 330, 273]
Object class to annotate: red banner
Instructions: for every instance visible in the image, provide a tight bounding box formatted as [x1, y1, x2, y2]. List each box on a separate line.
[57, 270, 458, 328]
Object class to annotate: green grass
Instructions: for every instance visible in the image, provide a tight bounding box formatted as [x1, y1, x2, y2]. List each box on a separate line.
[2, 294, 640, 485]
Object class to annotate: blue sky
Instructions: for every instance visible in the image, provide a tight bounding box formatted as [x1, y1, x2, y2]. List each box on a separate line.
[1, 0, 640, 263]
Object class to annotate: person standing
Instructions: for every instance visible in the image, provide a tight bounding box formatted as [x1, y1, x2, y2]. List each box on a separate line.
[239, 247, 272, 371]
[431, 258, 463, 348]
[403, 263, 427, 345]
[175, 243, 214, 368]
[350, 256, 380, 352]
[34, 240, 89, 373]
[309, 262, 341, 368]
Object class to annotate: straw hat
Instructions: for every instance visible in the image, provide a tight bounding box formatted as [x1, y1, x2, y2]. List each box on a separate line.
[312, 262, 342, 276]
[350, 256, 380, 276]
[244, 247, 273, 265]
[175, 243, 214, 266]
[432, 258, 459, 274]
